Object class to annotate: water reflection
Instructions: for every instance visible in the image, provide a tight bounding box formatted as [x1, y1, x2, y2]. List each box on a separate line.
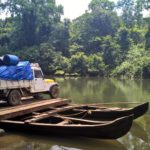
[57, 77, 150, 104]
[0, 132, 127, 150]
[51, 145, 82, 150]
[118, 116, 150, 150]
[130, 122, 148, 142]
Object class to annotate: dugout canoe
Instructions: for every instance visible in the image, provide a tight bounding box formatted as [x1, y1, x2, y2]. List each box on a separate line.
[58, 102, 149, 120]
[0, 115, 133, 139]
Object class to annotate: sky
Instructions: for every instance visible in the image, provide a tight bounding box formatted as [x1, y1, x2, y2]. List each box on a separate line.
[56, 0, 92, 20]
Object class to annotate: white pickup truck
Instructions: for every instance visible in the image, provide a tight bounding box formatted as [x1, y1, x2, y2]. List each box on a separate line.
[0, 63, 59, 106]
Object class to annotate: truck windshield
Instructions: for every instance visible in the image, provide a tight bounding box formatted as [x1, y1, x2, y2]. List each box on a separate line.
[34, 70, 43, 78]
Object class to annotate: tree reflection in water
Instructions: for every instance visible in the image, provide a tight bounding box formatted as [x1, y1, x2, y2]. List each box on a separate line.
[0, 77, 149, 150]
[57, 77, 150, 104]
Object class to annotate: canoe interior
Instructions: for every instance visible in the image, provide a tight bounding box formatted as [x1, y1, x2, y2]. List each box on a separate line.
[58, 102, 149, 120]
[6, 113, 108, 125]
[57, 107, 133, 120]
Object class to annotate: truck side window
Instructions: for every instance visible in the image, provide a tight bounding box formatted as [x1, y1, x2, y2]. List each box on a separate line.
[34, 70, 43, 78]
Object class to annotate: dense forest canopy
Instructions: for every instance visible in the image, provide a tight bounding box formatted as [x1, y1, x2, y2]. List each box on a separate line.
[0, 0, 150, 78]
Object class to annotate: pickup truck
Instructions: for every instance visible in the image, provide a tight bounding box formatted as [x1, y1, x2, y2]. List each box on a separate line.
[0, 63, 59, 106]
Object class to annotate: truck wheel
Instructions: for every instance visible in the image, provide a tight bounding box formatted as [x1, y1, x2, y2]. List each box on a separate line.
[50, 85, 59, 98]
[7, 90, 21, 106]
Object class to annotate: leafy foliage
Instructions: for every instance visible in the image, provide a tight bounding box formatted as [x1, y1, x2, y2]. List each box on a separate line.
[112, 45, 150, 78]
[0, 0, 149, 78]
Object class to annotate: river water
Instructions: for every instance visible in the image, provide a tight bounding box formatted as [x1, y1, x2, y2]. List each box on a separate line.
[0, 77, 149, 150]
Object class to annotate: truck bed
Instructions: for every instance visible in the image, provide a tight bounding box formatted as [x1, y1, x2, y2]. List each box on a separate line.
[0, 80, 31, 90]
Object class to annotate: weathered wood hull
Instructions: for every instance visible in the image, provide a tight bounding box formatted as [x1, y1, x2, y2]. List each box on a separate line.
[133, 102, 149, 119]
[59, 102, 149, 120]
[0, 115, 133, 139]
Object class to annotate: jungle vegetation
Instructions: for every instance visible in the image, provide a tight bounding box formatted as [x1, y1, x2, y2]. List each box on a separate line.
[0, 0, 150, 78]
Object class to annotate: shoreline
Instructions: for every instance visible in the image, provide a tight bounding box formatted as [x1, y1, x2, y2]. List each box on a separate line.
[48, 74, 150, 80]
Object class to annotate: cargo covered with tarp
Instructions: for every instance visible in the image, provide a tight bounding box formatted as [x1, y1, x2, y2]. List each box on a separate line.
[0, 61, 33, 80]
[0, 54, 20, 66]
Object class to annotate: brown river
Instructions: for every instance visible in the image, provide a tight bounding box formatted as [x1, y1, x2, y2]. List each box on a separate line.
[0, 77, 150, 150]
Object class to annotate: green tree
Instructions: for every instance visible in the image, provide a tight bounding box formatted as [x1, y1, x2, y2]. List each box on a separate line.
[70, 52, 88, 75]
[116, 27, 132, 61]
[0, 0, 63, 48]
[100, 36, 121, 69]
[0, 18, 13, 46]
[112, 44, 150, 78]
[87, 53, 106, 76]
[134, 0, 144, 27]
[50, 19, 70, 56]
[89, 0, 115, 12]
[143, 0, 150, 10]
[117, 0, 135, 27]
[145, 26, 150, 49]
[71, 5, 120, 54]
[130, 27, 145, 45]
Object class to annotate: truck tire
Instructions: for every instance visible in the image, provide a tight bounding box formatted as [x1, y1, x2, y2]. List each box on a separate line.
[50, 85, 59, 98]
[7, 90, 21, 106]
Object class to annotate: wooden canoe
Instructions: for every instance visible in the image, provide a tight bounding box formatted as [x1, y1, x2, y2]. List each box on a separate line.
[58, 102, 149, 120]
[0, 115, 133, 139]
[0, 102, 148, 139]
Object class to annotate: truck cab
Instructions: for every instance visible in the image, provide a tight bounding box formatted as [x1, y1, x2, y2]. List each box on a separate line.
[31, 63, 59, 98]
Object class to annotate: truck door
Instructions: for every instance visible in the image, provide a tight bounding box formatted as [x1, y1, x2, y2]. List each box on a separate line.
[34, 69, 45, 92]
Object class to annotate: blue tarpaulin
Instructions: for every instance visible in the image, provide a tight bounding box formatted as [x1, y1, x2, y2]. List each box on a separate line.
[0, 61, 33, 80]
